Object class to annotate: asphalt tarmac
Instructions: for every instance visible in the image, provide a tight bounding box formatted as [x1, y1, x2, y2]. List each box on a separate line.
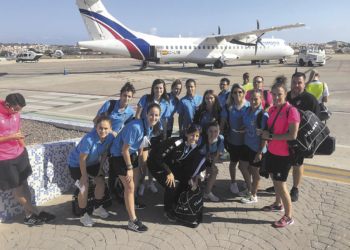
[0, 55, 349, 176]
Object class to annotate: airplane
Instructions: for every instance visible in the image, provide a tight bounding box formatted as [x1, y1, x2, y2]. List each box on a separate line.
[76, 0, 305, 70]
[47, 49, 64, 59]
[15, 49, 44, 63]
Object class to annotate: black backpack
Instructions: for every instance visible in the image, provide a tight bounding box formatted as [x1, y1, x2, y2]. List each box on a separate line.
[174, 186, 203, 228]
[286, 107, 330, 158]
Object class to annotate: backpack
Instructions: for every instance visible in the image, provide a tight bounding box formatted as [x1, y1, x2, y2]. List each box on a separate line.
[173, 186, 203, 228]
[286, 106, 330, 158]
[107, 100, 117, 115]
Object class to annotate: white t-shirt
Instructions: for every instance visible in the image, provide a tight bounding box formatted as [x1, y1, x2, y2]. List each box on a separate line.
[312, 79, 329, 104]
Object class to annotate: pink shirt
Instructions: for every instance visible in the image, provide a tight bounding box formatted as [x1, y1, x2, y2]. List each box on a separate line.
[0, 101, 24, 161]
[267, 102, 300, 156]
[245, 88, 273, 108]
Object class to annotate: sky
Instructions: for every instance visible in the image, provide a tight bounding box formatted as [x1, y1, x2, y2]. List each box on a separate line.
[0, 0, 349, 45]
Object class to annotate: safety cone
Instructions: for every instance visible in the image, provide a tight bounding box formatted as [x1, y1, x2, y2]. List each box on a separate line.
[295, 58, 298, 64]
[295, 67, 298, 73]
[182, 62, 185, 68]
[211, 64, 214, 70]
[258, 61, 261, 68]
[64, 68, 68, 75]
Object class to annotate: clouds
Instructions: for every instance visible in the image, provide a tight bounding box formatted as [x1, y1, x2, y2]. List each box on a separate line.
[150, 27, 157, 35]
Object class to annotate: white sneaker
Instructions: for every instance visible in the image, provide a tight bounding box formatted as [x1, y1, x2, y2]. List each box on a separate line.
[203, 192, 219, 202]
[220, 152, 230, 160]
[147, 182, 158, 193]
[80, 213, 95, 227]
[230, 183, 239, 194]
[92, 205, 109, 219]
[241, 194, 258, 203]
[237, 189, 250, 197]
[138, 184, 145, 196]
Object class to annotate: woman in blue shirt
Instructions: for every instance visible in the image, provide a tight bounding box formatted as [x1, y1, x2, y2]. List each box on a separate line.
[219, 83, 250, 195]
[109, 103, 161, 233]
[195, 120, 225, 202]
[135, 79, 170, 196]
[240, 89, 268, 203]
[68, 115, 115, 227]
[166, 79, 182, 138]
[193, 90, 222, 133]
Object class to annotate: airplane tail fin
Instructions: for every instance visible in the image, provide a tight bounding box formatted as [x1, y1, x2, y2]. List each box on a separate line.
[76, 0, 136, 41]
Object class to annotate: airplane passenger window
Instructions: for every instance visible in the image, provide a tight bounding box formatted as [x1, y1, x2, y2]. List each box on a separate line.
[220, 46, 223, 49]
[171, 46, 173, 49]
[198, 46, 201, 49]
[175, 46, 178, 49]
[194, 46, 196, 49]
[233, 46, 235, 49]
[184, 46, 187, 49]
[229, 46, 231, 49]
[212, 46, 214, 49]
[189, 46, 192, 49]
[225, 46, 227, 49]
[166, 46, 168, 49]
[180, 46, 183, 49]
[241, 46, 243, 49]
[207, 46, 210, 49]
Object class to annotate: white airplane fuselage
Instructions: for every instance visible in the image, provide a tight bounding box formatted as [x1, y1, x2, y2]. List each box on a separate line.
[77, 0, 295, 67]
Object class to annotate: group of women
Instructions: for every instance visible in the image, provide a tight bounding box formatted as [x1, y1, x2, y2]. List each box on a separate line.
[67, 72, 304, 232]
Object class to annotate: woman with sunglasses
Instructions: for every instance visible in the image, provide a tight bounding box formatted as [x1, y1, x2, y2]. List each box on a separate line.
[110, 103, 161, 232]
[220, 84, 250, 195]
[68, 114, 114, 227]
[135, 79, 171, 196]
[147, 124, 201, 222]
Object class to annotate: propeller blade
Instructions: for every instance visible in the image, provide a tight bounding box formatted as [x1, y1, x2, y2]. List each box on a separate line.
[255, 45, 258, 55]
[230, 39, 255, 46]
[257, 20, 260, 30]
[218, 26, 221, 35]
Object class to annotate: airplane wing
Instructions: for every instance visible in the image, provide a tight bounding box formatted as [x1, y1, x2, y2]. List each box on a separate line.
[204, 23, 305, 43]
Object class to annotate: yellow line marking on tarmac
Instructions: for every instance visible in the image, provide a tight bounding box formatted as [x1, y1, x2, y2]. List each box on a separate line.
[297, 171, 350, 184]
[304, 165, 350, 177]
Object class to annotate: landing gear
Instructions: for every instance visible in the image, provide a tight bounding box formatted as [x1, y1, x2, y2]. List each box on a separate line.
[197, 63, 205, 68]
[299, 59, 305, 66]
[214, 60, 224, 69]
[279, 58, 286, 64]
[139, 61, 148, 70]
[251, 60, 258, 65]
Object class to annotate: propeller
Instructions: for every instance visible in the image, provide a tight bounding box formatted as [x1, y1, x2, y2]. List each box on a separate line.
[254, 20, 265, 55]
[218, 26, 221, 35]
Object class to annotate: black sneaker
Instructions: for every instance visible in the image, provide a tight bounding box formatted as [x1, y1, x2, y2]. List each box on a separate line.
[128, 218, 148, 233]
[135, 199, 146, 209]
[266, 186, 275, 193]
[290, 188, 299, 202]
[164, 210, 177, 222]
[24, 214, 44, 227]
[38, 211, 56, 222]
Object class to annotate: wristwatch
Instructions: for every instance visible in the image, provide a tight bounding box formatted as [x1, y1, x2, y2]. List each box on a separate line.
[269, 134, 273, 141]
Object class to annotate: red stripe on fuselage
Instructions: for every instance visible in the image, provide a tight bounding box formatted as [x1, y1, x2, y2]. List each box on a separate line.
[86, 16, 144, 60]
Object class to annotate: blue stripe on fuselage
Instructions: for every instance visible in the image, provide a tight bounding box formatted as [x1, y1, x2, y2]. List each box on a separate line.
[79, 8, 150, 59]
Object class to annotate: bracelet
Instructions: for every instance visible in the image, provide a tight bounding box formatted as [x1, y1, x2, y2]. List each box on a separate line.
[126, 163, 132, 167]
[127, 165, 133, 170]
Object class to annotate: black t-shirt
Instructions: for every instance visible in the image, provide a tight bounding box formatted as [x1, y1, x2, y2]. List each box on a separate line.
[287, 90, 321, 119]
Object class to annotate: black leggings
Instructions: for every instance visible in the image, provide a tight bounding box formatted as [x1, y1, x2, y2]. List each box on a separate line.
[148, 159, 189, 212]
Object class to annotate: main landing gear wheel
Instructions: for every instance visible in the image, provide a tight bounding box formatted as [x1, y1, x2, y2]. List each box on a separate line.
[139, 61, 148, 70]
[214, 60, 223, 69]
[197, 63, 205, 68]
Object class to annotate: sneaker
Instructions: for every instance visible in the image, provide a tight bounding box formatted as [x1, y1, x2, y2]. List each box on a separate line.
[290, 188, 299, 202]
[203, 192, 219, 202]
[230, 183, 239, 194]
[147, 182, 158, 194]
[92, 205, 109, 219]
[128, 218, 148, 233]
[220, 152, 230, 160]
[266, 186, 275, 193]
[138, 184, 145, 196]
[24, 214, 44, 227]
[38, 211, 56, 223]
[241, 193, 258, 203]
[80, 213, 95, 227]
[164, 210, 177, 222]
[135, 200, 146, 210]
[274, 215, 294, 227]
[262, 202, 284, 212]
[237, 189, 250, 197]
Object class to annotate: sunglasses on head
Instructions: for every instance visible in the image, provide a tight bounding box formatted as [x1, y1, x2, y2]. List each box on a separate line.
[186, 123, 201, 131]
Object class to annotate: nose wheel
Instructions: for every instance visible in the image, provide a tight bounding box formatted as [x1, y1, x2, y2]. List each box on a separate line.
[214, 60, 224, 69]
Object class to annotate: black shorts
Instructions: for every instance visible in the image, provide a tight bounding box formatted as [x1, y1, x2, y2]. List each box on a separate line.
[69, 163, 100, 181]
[293, 155, 304, 167]
[0, 148, 32, 191]
[110, 153, 139, 176]
[166, 129, 173, 139]
[227, 143, 244, 163]
[240, 145, 263, 168]
[265, 151, 293, 182]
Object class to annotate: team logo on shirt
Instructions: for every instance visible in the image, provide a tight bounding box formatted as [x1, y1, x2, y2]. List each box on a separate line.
[251, 120, 256, 126]
[277, 173, 281, 177]
[296, 100, 301, 106]
[122, 114, 126, 120]
[13, 116, 17, 121]
[279, 113, 284, 117]
[162, 153, 166, 157]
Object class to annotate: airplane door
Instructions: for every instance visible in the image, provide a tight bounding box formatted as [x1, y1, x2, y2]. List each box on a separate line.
[150, 46, 162, 59]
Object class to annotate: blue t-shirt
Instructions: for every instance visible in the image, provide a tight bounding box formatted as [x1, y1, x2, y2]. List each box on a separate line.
[243, 106, 269, 153]
[166, 92, 179, 131]
[199, 110, 214, 132]
[220, 101, 250, 145]
[138, 94, 170, 129]
[68, 130, 115, 168]
[94, 100, 134, 133]
[177, 94, 203, 133]
[218, 90, 230, 106]
[110, 118, 153, 157]
[196, 135, 225, 155]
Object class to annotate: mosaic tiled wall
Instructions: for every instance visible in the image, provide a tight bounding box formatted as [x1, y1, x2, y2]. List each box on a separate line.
[0, 138, 81, 222]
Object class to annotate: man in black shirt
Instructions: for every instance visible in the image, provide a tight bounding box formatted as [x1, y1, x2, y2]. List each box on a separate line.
[287, 72, 320, 202]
